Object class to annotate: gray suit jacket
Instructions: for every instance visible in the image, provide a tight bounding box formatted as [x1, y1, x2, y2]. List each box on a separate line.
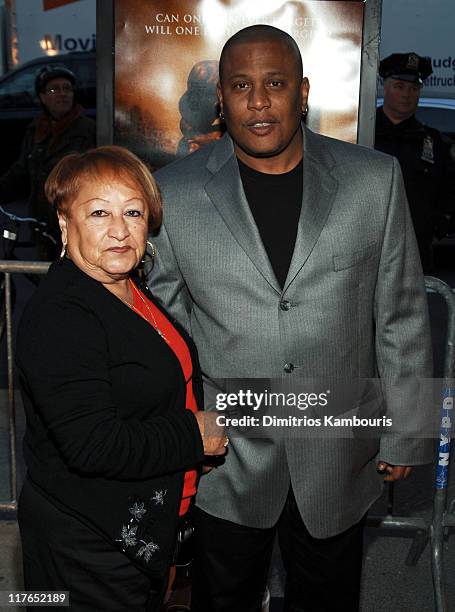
[148, 127, 432, 537]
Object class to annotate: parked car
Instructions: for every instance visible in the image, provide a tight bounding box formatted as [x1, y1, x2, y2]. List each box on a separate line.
[376, 96, 455, 141]
[0, 51, 96, 174]
[414, 98, 455, 140]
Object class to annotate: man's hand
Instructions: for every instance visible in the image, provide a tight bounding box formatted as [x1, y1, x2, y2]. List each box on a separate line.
[195, 411, 228, 456]
[376, 461, 412, 481]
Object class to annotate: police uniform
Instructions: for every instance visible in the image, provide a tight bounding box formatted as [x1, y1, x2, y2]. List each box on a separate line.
[375, 52, 455, 272]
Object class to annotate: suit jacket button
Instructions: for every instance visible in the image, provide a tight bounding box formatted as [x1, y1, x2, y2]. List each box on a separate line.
[280, 300, 291, 311]
[284, 363, 295, 373]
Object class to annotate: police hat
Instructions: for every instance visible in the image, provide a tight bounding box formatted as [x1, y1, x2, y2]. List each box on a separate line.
[379, 53, 432, 84]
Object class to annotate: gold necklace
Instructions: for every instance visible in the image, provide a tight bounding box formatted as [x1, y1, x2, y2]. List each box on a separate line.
[120, 279, 168, 343]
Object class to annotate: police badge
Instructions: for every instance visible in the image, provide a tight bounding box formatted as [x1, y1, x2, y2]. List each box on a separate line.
[406, 53, 420, 71]
[421, 135, 434, 164]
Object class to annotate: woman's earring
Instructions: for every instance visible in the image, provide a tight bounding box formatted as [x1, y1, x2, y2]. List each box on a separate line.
[302, 106, 308, 118]
[219, 111, 225, 120]
[146, 240, 156, 261]
[142, 240, 156, 273]
[59, 243, 67, 260]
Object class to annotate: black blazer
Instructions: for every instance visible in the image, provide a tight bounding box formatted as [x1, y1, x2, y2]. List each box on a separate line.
[16, 257, 205, 578]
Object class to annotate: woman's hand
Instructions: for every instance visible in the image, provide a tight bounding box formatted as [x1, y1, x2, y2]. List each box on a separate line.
[195, 411, 228, 456]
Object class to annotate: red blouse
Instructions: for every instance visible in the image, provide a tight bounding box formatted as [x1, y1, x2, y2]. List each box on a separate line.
[130, 281, 198, 516]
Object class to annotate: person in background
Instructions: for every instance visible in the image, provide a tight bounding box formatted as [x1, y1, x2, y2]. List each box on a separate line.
[16, 146, 226, 611]
[0, 65, 96, 259]
[177, 60, 225, 157]
[375, 52, 455, 272]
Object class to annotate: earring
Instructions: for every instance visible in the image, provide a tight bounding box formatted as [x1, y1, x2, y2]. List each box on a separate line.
[219, 111, 225, 120]
[302, 107, 308, 118]
[59, 243, 67, 260]
[146, 240, 156, 260]
[141, 240, 156, 271]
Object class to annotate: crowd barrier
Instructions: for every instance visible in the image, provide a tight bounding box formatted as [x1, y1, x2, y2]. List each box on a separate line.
[0, 264, 454, 609]
[366, 276, 455, 612]
[0, 260, 50, 513]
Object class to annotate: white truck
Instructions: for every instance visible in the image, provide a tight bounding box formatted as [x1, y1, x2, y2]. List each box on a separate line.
[380, 0, 455, 100]
[379, 0, 455, 133]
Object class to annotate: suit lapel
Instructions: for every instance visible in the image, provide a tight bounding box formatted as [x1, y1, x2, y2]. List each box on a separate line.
[204, 128, 339, 295]
[284, 127, 339, 291]
[205, 135, 281, 294]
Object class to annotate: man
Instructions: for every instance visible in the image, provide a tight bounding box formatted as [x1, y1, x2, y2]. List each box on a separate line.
[375, 52, 455, 272]
[0, 65, 95, 259]
[149, 26, 432, 611]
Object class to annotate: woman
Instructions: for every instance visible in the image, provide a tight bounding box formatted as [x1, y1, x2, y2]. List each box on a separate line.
[16, 145, 227, 610]
[0, 65, 96, 259]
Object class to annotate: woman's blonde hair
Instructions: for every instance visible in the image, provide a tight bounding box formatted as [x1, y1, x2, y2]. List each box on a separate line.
[45, 145, 162, 231]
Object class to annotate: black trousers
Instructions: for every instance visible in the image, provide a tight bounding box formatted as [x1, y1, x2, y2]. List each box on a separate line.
[191, 488, 364, 612]
[18, 478, 166, 611]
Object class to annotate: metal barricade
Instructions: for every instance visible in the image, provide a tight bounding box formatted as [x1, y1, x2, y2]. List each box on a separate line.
[367, 276, 455, 612]
[1, 265, 454, 608]
[0, 260, 50, 514]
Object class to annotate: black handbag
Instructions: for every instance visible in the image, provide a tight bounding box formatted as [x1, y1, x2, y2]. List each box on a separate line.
[171, 515, 195, 567]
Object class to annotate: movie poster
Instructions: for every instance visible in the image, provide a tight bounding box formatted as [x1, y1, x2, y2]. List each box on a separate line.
[114, 0, 365, 170]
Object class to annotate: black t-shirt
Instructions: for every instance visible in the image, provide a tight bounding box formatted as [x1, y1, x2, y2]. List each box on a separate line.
[238, 157, 303, 289]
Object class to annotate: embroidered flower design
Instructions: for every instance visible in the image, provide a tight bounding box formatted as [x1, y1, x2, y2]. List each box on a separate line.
[136, 541, 160, 562]
[151, 490, 167, 506]
[129, 502, 147, 520]
[118, 524, 138, 547]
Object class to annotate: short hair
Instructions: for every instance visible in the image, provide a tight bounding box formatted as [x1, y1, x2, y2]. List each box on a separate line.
[45, 145, 162, 231]
[219, 25, 303, 82]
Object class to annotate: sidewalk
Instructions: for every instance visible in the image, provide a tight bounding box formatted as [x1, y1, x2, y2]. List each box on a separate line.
[268, 459, 455, 611]
[0, 521, 22, 612]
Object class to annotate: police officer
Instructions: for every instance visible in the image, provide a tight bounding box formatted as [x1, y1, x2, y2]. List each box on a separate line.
[0, 65, 95, 259]
[375, 52, 455, 272]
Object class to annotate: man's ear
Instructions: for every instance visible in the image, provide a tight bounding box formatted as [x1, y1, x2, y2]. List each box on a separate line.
[216, 81, 224, 117]
[301, 77, 310, 113]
